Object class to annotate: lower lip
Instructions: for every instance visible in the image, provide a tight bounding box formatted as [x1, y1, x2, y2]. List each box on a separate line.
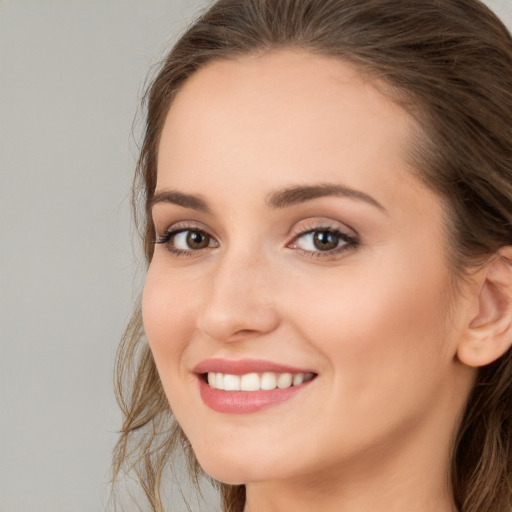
[198, 377, 312, 414]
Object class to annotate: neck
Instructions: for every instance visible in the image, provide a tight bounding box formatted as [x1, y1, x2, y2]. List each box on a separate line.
[244, 469, 457, 512]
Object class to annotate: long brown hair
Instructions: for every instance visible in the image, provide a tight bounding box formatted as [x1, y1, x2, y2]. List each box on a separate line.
[112, 1, 512, 511]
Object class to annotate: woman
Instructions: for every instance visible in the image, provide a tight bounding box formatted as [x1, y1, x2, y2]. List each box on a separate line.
[112, 1, 512, 511]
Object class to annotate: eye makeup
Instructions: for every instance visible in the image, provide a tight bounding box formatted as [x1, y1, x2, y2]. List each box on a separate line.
[153, 217, 360, 261]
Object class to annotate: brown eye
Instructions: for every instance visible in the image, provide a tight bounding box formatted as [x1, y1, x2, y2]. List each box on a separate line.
[290, 227, 357, 257]
[185, 230, 211, 249]
[312, 231, 339, 251]
[155, 228, 218, 255]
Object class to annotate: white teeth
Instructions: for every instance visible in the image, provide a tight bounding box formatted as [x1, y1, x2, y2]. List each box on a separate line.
[240, 373, 260, 391]
[206, 371, 314, 391]
[223, 374, 241, 391]
[292, 373, 304, 386]
[276, 373, 293, 389]
[261, 372, 277, 390]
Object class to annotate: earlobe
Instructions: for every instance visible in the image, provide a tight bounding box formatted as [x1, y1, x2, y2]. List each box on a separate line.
[457, 248, 512, 368]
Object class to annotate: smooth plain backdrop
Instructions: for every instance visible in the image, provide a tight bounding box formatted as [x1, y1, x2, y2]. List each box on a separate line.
[1, 1, 511, 511]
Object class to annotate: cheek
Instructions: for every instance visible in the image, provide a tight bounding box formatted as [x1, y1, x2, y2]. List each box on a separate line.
[142, 264, 198, 377]
[285, 254, 454, 399]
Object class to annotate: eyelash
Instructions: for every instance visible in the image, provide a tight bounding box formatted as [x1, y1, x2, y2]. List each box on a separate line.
[154, 227, 216, 258]
[154, 223, 359, 259]
[289, 226, 358, 258]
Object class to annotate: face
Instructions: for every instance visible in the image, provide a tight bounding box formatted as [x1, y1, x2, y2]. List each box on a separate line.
[143, 50, 475, 487]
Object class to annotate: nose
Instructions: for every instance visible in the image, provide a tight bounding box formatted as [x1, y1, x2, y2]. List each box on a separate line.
[196, 250, 280, 343]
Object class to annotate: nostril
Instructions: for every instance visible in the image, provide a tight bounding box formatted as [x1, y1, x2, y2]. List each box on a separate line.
[234, 329, 258, 336]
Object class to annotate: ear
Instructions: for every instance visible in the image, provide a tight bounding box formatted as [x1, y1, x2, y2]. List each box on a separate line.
[457, 247, 512, 367]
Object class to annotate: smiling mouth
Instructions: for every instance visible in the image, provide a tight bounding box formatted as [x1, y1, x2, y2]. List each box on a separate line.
[194, 359, 318, 413]
[203, 371, 316, 391]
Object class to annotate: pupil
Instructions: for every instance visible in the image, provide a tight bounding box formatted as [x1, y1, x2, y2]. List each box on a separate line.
[313, 231, 338, 251]
[187, 231, 209, 249]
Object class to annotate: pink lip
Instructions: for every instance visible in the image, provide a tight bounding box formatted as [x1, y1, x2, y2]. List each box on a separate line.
[193, 358, 317, 414]
[193, 358, 314, 375]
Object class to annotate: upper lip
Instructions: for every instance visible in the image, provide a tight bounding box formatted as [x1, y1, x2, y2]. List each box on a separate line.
[193, 358, 315, 375]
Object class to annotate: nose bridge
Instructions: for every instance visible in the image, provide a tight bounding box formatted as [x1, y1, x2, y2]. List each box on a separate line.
[197, 243, 279, 341]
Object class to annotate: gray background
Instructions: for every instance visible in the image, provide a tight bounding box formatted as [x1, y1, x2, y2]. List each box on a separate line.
[1, 1, 511, 511]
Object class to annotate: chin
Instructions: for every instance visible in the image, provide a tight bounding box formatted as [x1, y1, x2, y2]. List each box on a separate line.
[198, 457, 252, 485]
[193, 444, 289, 485]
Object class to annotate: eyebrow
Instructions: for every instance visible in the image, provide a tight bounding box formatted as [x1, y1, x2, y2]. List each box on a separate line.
[266, 183, 386, 212]
[149, 183, 385, 213]
[149, 190, 211, 213]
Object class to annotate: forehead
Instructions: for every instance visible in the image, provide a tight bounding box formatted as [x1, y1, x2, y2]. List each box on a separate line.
[156, 50, 419, 203]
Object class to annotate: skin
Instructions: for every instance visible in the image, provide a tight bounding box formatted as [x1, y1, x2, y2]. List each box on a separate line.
[142, 50, 480, 512]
